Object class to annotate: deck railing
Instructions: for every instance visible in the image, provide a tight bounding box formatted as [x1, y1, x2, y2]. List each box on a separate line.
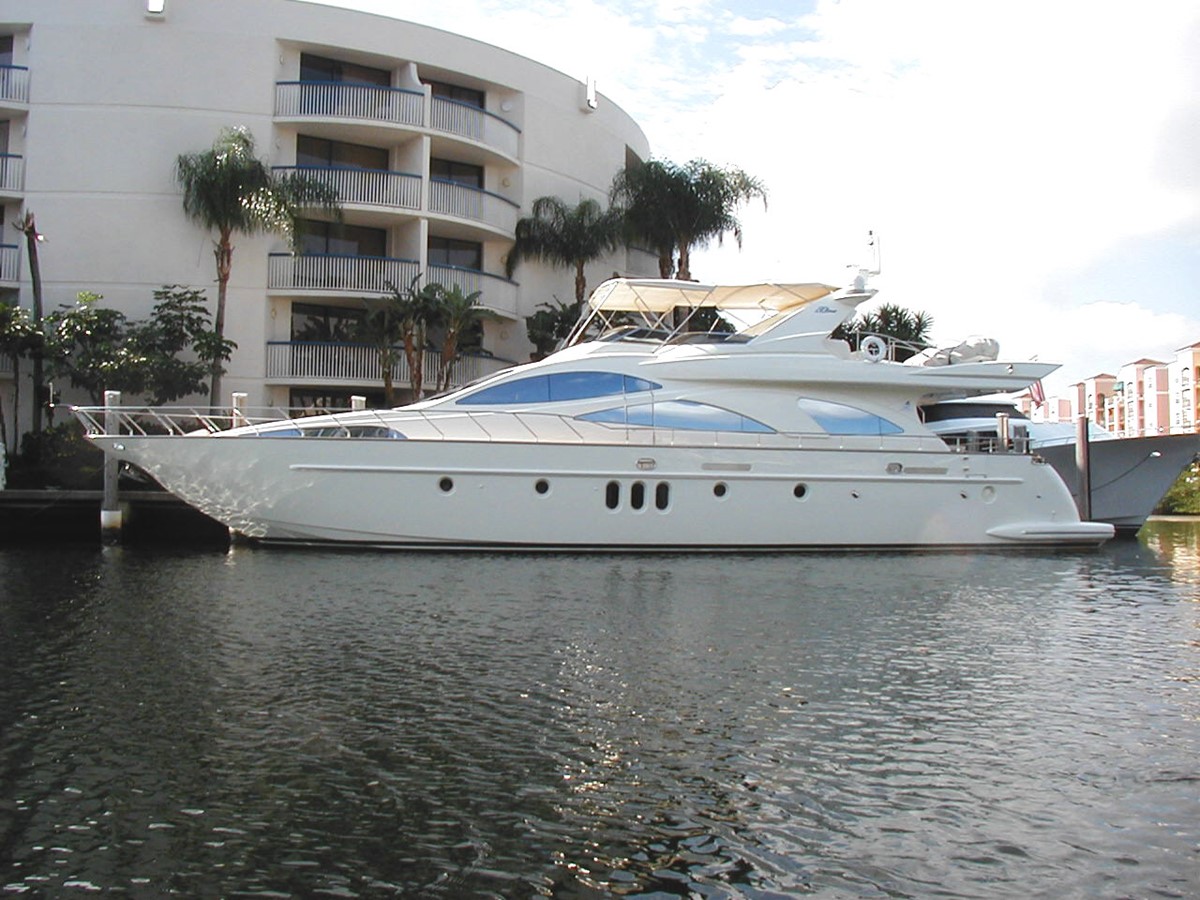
[265, 341, 512, 388]
[0, 243, 19, 282]
[275, 82, 520, 158]
[273, 165, 421, 211]
[267, 253, 420, 295]
[0, 154, 23, 193]
[428, 179, 518, 233]
[274, 82, 425, 128]
[0, 65, 29, 104]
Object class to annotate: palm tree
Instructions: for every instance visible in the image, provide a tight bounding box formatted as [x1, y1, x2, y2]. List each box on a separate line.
[0, 302, 37, 456]
[434, 284, 491, 394]
[611, 158, 767, 281]
[176, 126, 340, 408]
[834, 303, 934, 362]
[505, 196, 624, 305]
[609, 161, 679, 277]
[359, 277, 447, 406]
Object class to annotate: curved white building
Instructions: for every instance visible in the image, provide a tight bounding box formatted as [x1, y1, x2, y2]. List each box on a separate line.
[0, 0, 654, 425]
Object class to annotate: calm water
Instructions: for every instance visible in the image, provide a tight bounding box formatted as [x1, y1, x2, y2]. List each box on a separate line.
[1, 524, 1198, 898]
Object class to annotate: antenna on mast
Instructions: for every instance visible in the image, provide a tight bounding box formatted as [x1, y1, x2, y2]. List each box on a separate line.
[850, 230, 881, 292]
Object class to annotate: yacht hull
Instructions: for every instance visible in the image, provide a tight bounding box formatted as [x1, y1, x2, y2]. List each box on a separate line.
[1036, 434, 1199, 533]
[90, 433, 1112, 549]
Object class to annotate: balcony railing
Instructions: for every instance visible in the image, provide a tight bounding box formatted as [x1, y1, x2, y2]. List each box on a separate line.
[0, 154, 23, 193]
[0, 66, 29, 104]
[426, 263, 518, 319]
[275, 81, 520, 159]
[268, 253, 420, 295]
[273, 165, 421, 212]
[265, 341, 512, 389]
[430, 96, 520, 158]
[275, 82, 425, 128]
[0, 243, 19, 282]
[428, 179, 519, 234]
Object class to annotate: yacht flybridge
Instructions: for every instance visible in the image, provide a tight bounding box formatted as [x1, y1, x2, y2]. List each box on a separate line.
[72, 278, 1114, 549]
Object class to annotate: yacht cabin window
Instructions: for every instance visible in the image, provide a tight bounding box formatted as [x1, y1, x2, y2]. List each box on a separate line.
[457, 371, 660, 405]
[579, 400, 774, 433]
[797, 398, 903, 435]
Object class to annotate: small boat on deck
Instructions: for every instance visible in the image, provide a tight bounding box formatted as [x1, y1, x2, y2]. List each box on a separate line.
[71, 277, 1113, 549]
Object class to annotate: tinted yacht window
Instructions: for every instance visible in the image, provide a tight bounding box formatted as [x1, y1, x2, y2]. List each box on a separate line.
[798, 398, 903, 435]
[579, 400, 773, 433]
[458, 372, 659, 405]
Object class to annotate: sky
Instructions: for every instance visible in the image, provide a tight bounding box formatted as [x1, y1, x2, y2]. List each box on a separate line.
[308, 0, 1199, 393]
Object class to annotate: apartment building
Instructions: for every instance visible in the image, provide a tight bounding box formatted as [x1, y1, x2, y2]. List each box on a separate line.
[1031, 345, 1200, 438]
[0, 0, 656, 428]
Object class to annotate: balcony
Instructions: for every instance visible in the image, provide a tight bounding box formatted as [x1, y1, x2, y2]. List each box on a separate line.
[268, 252, 420, 295]
[0, 243, 19, 284]
[426, 263, 518, 320]
[265, 341, 513, 389]
[273, 165, 421, 213]
[0, 65, 29, 106]
[428, 179, 519, 236]
[275, 81, 520, 162]
[0, 154, 23, 196]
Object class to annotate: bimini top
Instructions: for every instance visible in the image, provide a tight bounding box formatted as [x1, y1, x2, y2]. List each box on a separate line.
[585, 279, 840, 314]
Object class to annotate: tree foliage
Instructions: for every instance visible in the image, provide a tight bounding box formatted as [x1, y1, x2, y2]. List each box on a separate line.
[525, 298, 579, 359]
[359, 277, 448, 406]
[610, 158, 767, 281]
[833, 303, 934, 362]
[176, 126, 340, 407]
[506, 196, 624, 305]
[41, 287, 234, 405]
[0, 302, 39, 454]
[1155, 461, 1200, 515]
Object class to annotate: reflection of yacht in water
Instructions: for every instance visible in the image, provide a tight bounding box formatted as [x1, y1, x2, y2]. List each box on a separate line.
[71, 278, 1113, 549]
[921, 400, 1200, 534]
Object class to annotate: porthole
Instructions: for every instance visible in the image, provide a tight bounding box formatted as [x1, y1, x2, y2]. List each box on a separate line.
[605, 480, 620, 510]
[535, 479, 550, 495]
[713, 482, 728, 498]
[793, 483, 808, 500]
[439, 477, 454, 493]
[655, 482, 670, 511]
[631, 481, 646, 510]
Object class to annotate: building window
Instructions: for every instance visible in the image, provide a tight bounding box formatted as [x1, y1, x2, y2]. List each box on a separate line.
[298, 135, 389, 171]
[299, 220, 387, 257]
[289, 388, 383, 412]
[428, 236, 481, 270]
[290, 302, 364, 342]
[427, 80, 484, 108]
[430, 158, 483, 188]
[0, 36, 12, 68]
[300, 53, 390, 87]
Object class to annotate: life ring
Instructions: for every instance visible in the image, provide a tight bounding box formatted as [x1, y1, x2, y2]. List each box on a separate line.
[861, 335, 887, 362]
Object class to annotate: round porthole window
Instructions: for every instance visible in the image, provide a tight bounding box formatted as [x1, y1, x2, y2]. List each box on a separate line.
[535, 479, 550, 495]
[439, 477, 454, 493]
[713, 482, 728, 498]
[794, 483, 808, 499]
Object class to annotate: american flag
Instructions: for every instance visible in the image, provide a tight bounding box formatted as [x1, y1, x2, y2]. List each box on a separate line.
[1030, 380, 1046, 406]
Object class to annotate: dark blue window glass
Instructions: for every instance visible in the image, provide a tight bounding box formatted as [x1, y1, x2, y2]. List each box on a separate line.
[458, 371, 660, 405]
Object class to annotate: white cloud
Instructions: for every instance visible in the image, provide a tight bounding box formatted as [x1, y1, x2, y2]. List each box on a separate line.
[305, 0, 1200, 385]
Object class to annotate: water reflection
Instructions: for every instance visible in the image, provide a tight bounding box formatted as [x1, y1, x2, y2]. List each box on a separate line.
[0, 530, 1198, 897]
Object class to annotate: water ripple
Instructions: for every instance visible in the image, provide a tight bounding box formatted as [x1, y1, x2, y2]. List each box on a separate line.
[1, 528, 1198, 897]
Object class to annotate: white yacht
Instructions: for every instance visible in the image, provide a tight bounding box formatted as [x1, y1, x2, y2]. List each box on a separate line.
[72, 278, 1114, 549]
[921, 400, 1200, 534]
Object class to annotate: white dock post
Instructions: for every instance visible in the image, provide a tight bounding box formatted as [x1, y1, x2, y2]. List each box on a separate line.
[231, 392, 248, 428]
[101, 390, 123, 544]
[351, 395, 366, 410]
[1075, 416, 1092, 521]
